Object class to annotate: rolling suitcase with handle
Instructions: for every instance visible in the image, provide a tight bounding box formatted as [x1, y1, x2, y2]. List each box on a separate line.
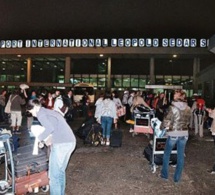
[110, 129, 123, 147]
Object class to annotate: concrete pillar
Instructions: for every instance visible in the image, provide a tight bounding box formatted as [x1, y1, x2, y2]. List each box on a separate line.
[27, 58, 32, 83]
[107, 57, 111, 90]
[65, 57, 71, 84]
[193, 58, 199, 92]
[150, 57, 155, 84]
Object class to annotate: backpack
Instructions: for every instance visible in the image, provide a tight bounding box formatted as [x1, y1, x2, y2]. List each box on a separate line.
[84, 123, 102, 146]
[59, 96, 69, 114]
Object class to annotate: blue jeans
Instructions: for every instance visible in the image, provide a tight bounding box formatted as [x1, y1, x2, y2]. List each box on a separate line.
[49, 142, 76, 195]
[101, 116, 113, 139]
[161, 136, 188, 182]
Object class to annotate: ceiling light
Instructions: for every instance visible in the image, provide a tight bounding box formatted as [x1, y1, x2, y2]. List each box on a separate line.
[99, 54, 104, 57]
[17, 54, 21, 57]
[173, 54, 177, 58]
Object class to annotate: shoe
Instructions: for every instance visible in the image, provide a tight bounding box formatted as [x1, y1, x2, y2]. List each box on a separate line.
[129, 129, 134, 133]
[207, 169, 215, 174]
[105, 141, 110, 146]
[15, 131, 21, 135]
[158, 174, 168, 181]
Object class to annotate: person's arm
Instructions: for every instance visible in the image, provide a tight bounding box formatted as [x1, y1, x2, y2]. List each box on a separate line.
[160, 107, 173, 130]
[37, 114, 56, 141]
[118, 98, 123, 107]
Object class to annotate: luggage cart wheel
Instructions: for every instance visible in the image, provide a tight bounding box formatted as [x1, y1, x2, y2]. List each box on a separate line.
[0, 180, 10, 194]
[151, 165, 156, 173]
[40, 185, 49, 193]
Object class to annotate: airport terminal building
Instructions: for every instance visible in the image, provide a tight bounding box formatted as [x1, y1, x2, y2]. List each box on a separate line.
[0, 37, 215, 105]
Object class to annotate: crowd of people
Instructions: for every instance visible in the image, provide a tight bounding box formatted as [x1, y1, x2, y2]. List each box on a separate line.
[94, 89, 215, 182]
[1, 86, 215, 191]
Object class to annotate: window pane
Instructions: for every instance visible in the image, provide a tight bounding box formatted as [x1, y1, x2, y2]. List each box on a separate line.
[131, 75, 138, 87]
[123, 75, 130, 88]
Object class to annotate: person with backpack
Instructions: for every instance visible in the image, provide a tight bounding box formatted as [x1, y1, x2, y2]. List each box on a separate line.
[192, 95, 206, 138]
[53, 90, 68, 116]
[96, 91, 117, 146]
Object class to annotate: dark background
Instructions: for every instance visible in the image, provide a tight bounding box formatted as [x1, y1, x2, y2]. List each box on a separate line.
[0, 0, 214, 40]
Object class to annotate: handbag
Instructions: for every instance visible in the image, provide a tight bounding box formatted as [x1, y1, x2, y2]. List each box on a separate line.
[4, 95, 17, 114]
[117, 106, 126, 117]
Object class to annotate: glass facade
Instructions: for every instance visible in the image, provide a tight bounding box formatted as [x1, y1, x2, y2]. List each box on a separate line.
[0, 57, 194, 90]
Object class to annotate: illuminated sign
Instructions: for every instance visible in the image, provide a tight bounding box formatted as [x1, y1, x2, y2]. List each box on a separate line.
[0, 38, 208, 48]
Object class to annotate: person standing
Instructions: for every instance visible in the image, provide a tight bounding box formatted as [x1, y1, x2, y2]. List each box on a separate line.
[81, 91, 90, 118]
[0, 89, 7, 123]
[205, 107, 215, 174]
[28, 99, 76, 195]
[45, 92, 55, 110]
[160, 90, 191, 183]
[193, 96, 206, 138]
[94, 92, 104, 120]
[64, 89, 75, 122]
[10, 88, 27, 133]
[96, 91, 117, 146]
[129, 90, 151, 133]
[122, 90, 130, 120]
[53, 90, 65, 116]
[112, 91, 123, 128]
[26, 90, 37, 130]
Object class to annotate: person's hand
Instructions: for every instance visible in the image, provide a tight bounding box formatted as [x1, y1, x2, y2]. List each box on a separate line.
[114, 118, 117, 124]
[38, 141, 44, 148]
[206, 108, 212, 113]
[97, 118, 101, 124]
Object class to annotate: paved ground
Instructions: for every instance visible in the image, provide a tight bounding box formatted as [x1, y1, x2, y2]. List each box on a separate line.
[1, 116, 215, 195]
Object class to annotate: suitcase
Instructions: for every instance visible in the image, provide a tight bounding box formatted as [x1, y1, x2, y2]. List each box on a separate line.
[13, 144, 49, 177]
[143, 145, 177, 165]
[110, 129, 123, 147]
[15, 171, 49, 195]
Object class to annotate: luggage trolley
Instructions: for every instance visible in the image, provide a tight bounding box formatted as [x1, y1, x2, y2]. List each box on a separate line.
[0, 131, 15, 195]
[0, 129, 50, 195]
[132, 105, 155, 137]
[150, 118, 177, 173]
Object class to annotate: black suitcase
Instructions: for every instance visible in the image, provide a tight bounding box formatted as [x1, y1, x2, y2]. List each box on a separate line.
[13, 144, 49, 177]
[110, 129, 123, 147]
[143, 145, 177, 165]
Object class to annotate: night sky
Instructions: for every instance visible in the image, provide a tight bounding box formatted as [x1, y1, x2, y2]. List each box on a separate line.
[0, 0, 215, 40]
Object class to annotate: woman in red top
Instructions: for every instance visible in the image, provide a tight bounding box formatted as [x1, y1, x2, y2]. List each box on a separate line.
[45, 92, 55, 109]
